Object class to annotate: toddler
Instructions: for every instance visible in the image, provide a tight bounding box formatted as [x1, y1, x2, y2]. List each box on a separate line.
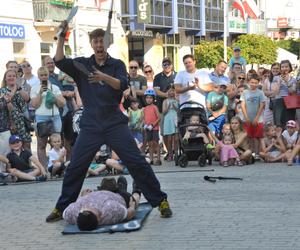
[219, 134, 243, 167]
[48, 133, 69, 177]
[259, 124, 285, 162]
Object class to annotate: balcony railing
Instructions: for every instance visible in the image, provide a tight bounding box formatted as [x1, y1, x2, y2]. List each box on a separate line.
[32, 0, 72, 22]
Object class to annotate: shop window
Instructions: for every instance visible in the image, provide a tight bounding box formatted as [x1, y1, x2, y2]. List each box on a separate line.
[40, 43, 53, 54]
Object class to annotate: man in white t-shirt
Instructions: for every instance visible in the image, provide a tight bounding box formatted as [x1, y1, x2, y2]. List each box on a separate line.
[174, 54, 213, 109]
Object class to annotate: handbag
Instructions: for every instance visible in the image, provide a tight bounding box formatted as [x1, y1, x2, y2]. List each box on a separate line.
[36, 104, 54, 138]
[283, 94, 300, 109]
[36, 120, 54, 138]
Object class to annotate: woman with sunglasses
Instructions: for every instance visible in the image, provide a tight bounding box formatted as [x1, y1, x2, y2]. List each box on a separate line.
[236, 72, 247, 89]
[143, 65, 154, 89]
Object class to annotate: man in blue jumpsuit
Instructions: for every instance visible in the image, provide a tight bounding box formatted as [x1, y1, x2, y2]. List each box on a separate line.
[46, 25, 172, 222]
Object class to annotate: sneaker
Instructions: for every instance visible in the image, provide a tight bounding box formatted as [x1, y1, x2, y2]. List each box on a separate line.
[35, 175, 47, 182]
[117, 176, 128, 193]
[158, 199, 173, 218]
[223, 161, 229, 167]
[46, 208, 62, 222]
[236, 160, 243, 167]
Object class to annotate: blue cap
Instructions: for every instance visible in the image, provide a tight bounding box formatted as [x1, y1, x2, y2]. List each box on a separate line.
[234, 46, 241, 52]
[9, 135, 21, 144]
[144, 89, 156, 97]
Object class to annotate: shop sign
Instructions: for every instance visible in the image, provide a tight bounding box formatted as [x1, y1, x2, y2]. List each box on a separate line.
[277, 17, 288, 28]
[0, 23, 25, 39]
[137, 0, 151, 24]
[131, 30, 153, 38]
[229, 17, 247, 33]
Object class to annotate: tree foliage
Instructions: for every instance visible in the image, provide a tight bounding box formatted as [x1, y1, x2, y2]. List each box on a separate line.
[194, 40, 233, 69]
[233, 34, 277, 65]
[276, 39, 300, 57]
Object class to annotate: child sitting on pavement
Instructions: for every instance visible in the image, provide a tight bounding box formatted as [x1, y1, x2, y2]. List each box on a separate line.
[48, 133, 69, 177]
[218, 134, 243, 167]
[282, 120, 298, 152]
[87, 150, 108, 177]
[259, 123, 285, 162]
[6, 135, 47, 182]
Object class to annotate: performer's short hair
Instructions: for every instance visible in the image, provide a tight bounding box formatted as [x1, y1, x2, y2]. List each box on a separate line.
[89, 28, 105, 42]
[77, 210, 98, 231]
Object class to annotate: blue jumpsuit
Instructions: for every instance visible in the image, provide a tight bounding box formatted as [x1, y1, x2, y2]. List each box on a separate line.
[54, 55, 167, 212]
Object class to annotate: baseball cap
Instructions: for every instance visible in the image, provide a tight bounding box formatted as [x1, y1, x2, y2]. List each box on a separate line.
[9, 135, 21, 144]
[162, 57, 172, 65]
[233, 46, 241, 52]
[286, 120, 296, 128]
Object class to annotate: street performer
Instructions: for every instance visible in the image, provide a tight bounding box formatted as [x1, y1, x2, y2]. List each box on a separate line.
[46, 21, 172, 222]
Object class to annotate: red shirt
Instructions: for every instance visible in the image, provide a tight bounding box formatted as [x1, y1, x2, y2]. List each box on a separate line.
[143, 104, 159, 131]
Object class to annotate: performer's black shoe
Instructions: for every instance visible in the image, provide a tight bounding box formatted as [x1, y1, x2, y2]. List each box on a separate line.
[158, 199, 173, 218]
[46, 208, 62, 222]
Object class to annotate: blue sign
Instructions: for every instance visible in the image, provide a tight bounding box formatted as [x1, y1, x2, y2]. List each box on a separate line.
[0, 23, 25, 39]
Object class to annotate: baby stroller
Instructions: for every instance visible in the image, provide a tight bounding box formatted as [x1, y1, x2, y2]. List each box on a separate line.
[175, 102, 213, 168]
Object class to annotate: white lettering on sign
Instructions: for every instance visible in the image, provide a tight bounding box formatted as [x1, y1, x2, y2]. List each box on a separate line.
[0, 23, 25, 39]
[139, 1, 148, 20]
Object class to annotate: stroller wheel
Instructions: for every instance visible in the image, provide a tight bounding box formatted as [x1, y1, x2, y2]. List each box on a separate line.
[198, 154, 206, 167]
[178, 154, 188, 168]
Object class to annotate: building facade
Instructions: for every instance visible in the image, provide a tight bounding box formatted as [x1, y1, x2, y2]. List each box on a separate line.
[0, 0, 127, 77]
[120, 0, 225, 72]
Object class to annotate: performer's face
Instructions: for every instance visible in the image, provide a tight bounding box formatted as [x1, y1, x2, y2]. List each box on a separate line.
[91, 36, 106, 61]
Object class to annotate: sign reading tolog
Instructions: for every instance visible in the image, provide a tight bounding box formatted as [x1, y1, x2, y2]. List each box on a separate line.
[0, 23, 25, 39]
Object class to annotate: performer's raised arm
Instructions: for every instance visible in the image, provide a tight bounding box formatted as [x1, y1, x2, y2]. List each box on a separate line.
[55, 21, 68, 62]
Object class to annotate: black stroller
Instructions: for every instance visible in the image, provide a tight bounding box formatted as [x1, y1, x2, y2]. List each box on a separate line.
[175, 102, 213, 168]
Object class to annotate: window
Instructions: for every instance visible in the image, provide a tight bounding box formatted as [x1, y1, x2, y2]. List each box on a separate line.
[40, 43, 54, 64]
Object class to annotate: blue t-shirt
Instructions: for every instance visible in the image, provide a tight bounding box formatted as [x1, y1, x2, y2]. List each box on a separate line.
[209, 72, 229, 86]
[241, 89, 266, 122]
[206, 91, 228, 116]
[229, 56, 247, 69]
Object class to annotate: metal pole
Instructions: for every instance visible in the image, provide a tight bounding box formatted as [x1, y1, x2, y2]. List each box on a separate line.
[223, 0, 228, 62]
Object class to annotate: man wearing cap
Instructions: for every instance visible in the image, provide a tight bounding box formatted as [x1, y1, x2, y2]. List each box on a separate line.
[5, 135, 47, 182]
[229, 47, 247, 71]
[153, 58, 176, 113]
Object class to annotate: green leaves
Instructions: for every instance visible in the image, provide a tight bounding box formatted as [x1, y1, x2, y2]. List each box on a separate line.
[276, 39, 300, 57]
[194, 40, 233, 69]
[233, 34, 277, 65]
[194, 35, 278, 69]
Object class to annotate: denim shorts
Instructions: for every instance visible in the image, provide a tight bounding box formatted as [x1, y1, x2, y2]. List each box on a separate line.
[35, 115, 62, 133]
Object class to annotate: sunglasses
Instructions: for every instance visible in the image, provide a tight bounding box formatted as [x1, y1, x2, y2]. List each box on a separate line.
[144, 70, 152, 74]
[162, 63, 170, 67]
[22, 64, 31, 68]
[130, 66, 138, 69]
[238, 77, 245, 80]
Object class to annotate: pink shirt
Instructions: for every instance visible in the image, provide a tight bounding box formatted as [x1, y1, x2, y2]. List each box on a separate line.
[144, 104, 159, 130]
[63, 191, 127, 226]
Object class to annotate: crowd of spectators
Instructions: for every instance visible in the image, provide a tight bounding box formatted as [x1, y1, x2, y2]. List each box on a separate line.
[1, 47, 300, 183]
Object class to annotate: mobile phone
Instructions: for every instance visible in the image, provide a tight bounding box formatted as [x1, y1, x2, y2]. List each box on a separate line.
[41, 80, 48, 86]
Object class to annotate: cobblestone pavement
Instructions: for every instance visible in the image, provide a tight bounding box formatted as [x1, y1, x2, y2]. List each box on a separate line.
[1, 161, 300, 250]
